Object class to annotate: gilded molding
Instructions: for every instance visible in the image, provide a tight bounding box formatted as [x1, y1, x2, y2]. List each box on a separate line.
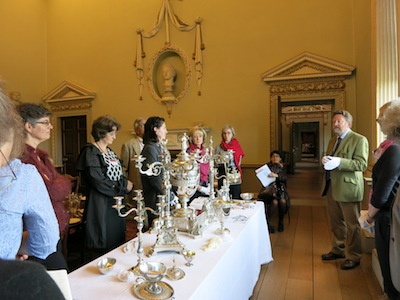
[47, 101, 92, 112]
[269, 78, 346, 95]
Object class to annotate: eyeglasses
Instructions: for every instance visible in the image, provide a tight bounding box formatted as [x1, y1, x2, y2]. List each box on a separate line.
[35, 121, 52, 126]
[0, 149, 17, 191]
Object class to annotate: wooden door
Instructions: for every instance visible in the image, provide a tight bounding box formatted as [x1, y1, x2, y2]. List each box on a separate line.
[61, 116, 87, 176]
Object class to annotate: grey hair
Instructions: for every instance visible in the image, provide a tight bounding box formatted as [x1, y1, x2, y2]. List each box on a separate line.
[134, 117, 146, 129]
[333, 110, 353, 128]
[221, 124, 236, 138]
[380, 100, 400, 143]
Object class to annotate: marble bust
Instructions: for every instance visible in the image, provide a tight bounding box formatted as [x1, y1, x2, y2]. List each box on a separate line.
[161, 64, 176, 101]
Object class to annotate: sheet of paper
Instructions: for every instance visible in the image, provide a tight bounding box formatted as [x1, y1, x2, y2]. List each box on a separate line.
[47, 269, 73, 300]
[255, 164, 276, 187]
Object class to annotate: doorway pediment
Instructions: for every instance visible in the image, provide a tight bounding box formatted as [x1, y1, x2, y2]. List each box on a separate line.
[43, 80, 96, 111]
[261, 52, 354, 82]
[42, 81, 95, 166]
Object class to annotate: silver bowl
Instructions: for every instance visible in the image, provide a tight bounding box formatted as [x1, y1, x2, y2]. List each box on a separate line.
[240, 193, 254, 201]
[97, 257, 116, 274]
[139, 262, 167, 283]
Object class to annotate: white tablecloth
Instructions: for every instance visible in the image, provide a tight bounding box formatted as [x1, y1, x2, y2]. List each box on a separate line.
[69, 202, 273, 300]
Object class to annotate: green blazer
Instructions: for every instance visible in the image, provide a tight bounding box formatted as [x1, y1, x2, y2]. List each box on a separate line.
[326, 130, 369, 202]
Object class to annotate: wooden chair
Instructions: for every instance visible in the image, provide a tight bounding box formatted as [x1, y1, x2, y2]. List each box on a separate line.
[62, 187, 84, 261]
[63, 174, 80, 194]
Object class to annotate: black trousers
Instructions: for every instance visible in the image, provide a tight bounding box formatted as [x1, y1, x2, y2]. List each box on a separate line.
[375, 210, 400, 299]
[28, 239, 68, 272]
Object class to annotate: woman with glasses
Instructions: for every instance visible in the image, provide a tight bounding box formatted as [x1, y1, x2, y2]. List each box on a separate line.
[0, 90, 59, 264]
[77, 116, 133, 254]
[17, 103, 70, 270]
[18, 104, 71, 238]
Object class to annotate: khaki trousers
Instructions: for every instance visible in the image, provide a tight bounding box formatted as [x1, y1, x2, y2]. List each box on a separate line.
[326, 187, 362, 262]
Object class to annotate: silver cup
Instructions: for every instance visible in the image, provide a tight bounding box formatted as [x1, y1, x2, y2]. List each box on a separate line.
[138, 262, 167, 294]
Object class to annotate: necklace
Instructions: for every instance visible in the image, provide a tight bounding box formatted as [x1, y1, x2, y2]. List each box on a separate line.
[95, 141, 107, 153]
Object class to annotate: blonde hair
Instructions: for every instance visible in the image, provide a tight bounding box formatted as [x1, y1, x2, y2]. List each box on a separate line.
[188, 126, 207, 144]
[380, 100, 400, 143]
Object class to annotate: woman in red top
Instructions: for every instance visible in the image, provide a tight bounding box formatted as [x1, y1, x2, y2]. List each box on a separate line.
[188, 126, 210, 201]
[18, 104, 70, 270]
[18, 103, 72, 237]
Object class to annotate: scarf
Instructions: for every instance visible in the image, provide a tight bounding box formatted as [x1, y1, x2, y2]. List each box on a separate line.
[220, 138, 245, 175]
[188, 143, 209, 183]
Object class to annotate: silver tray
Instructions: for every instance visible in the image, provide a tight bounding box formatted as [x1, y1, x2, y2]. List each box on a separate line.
[165, 267, 185, 281]
[133, 281, 174, 300]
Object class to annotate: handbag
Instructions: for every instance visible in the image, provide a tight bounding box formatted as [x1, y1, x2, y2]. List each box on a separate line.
[258, 184, 277, 201]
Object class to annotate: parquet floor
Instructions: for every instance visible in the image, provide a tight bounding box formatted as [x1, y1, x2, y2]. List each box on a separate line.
[250, 163, 383, 300]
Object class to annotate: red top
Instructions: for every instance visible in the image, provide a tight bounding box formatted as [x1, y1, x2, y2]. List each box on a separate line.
[188, 143, 210, 184]
[21, 145, 72, 235]
[220, 138, 245, 175]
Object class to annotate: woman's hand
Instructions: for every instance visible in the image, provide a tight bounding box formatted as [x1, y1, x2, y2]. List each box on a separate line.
[16, 254, 29, 260]
[127, 180, 133, 192]
[268, 172, 278, 178]
[367, 203, 379, 224]
[366, 214, 374, 225]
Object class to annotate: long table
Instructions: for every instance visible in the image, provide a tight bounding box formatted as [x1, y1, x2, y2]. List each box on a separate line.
[68, 202, 273, 300]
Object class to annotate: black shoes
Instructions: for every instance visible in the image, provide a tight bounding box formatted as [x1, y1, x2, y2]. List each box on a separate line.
[321, 252, 359, 270]
[321, 252, 345, 261]
[268, 225, 275, 234]
[340, 259, 360, 270]
[278, 223, 284, 232]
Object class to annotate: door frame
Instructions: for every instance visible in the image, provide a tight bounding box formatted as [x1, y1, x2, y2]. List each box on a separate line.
[42, 81, 95, 167]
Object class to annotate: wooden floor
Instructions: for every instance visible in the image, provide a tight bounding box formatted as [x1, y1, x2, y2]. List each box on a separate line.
[250, 162, 383, 300]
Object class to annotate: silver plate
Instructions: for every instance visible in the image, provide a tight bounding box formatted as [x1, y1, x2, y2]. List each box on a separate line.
[133, 281, 174, 300]
[165, 267, 185, 281]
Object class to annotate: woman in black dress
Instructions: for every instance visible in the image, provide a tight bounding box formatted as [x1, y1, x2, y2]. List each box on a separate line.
[258, 150, 290, 233]
[77, 116, 133, 253]
[140, 116, 168, 228]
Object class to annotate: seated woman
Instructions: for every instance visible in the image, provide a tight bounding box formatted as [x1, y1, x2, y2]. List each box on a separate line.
[0, 89, 59, 263]
[187, 126, 210, 202]
[258, 150, 290, 233]
[77, 116, 133, 254]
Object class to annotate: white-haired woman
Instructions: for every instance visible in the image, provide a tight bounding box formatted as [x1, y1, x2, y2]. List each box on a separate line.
[215, 125, 245, 199]
[368, 100, 400, 299]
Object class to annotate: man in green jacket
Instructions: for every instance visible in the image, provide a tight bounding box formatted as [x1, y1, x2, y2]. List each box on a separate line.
[321, 110, 369, 270]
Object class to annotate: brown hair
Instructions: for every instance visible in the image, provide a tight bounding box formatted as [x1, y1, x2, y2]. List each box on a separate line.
[91, 115, 121, 141]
